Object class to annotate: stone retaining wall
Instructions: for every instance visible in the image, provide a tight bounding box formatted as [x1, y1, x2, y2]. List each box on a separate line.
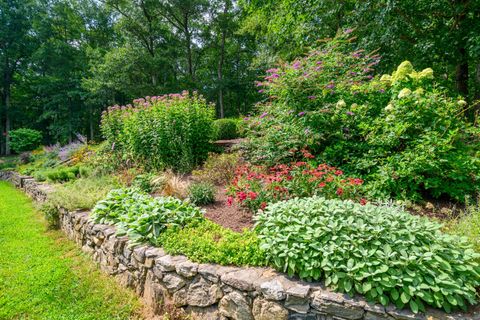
[0, 171, 475, 320]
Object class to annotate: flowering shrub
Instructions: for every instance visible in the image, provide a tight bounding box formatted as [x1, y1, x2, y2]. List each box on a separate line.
[243, 32, 479, 202]
[227, 160, 366, 212]
[101, 91, 216, 172]
[256, 197, 480, 313]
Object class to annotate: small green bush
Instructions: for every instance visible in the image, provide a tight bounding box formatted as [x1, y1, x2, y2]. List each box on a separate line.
[9, 128, 42, 153]
[214, 118, 240, 140]
[159, 219, 266, 266]
[132, 173, 156, 193]
[256, 196, 480, 313]
[38, 201, 60, 229]
[45, 166, 80, 183]
[187, 182, 215, 205]
[192, 152, 240, 185]
[91, 188, 204, 245]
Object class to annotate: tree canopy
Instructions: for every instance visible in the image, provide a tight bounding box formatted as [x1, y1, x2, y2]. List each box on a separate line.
[0, 0, 479, 153]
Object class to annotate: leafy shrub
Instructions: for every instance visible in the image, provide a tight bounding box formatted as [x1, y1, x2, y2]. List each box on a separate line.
[192, 152, 240, 185]
[9, 128, 42, 153]
[187, 182, 215, 205]
[101, 91, 216, 172]
[132, 173, 156, 193]
[159, 219, 266, 266]
[227, 161, 366, 212]
[244, 32, 479, 202]
[256, 197, 480, 313]
[214, 118, 241, 140]
[38, 201, 60, 229]
[45, 166, 81, 183]
[48, 176, 120, 211]
[91, 188, 204, 245]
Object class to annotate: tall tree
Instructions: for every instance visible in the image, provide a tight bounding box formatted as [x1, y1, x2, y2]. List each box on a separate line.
[0, 0, 38, 154]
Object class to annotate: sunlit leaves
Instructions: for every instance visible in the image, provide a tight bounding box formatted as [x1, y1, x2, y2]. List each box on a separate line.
[256, 196, 480, 313]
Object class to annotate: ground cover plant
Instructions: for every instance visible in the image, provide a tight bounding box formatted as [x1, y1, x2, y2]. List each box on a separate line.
[39, 175, 121, 228]
[0, 181, 142, 319]
[256, 196, 480, 313]
[227, 160, 366, 212]
[101, 91, 216, 172]
[244, 33, 480, 202]
[91, 188, 204, 245]
[159, 219, 266, 266]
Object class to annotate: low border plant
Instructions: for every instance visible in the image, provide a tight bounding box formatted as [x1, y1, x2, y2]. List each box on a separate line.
[256, 196, 480, 313]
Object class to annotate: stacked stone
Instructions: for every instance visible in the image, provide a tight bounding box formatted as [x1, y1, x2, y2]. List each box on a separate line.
[0, 171, 476, 320]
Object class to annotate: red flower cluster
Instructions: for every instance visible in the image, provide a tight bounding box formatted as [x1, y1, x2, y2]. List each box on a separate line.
[227, 161, 367, 212]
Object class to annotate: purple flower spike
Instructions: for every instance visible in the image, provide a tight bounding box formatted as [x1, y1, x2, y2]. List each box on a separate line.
[346, 111, 355, 116]
[293, 61, 301, 70]
[258, 89, 264, 93]
[298, 111, 306, 117]
[344, 28, 353, 34]
[308, 95, 316, 100]
[260, 112, 268, 119]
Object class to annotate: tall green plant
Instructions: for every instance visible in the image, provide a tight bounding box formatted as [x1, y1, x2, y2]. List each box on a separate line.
[101, 91, 216, 172]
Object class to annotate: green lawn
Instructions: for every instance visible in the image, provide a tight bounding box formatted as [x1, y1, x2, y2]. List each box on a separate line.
[0, 181, 142, 320]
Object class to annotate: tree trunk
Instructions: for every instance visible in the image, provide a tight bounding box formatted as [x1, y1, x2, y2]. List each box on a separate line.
[89, 104, 94, 141]
[184, 14, 194, 84]
[474, 63, 480, 119]
[217, 1, 229, 118]
[4, 84, 11, 155]
[455, 47, 469, 101]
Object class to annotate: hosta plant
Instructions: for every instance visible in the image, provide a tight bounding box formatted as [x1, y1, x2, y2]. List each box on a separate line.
[256, 197, 480, 313]
[91, 188, 204, 245]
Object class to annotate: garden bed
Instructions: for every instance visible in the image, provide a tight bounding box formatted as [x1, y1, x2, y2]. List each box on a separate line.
[2, 170, 477, 320]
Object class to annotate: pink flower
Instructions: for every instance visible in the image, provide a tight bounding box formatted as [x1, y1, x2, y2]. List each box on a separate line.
[336, 188, 344, 196]
[227, 196, 234, 206]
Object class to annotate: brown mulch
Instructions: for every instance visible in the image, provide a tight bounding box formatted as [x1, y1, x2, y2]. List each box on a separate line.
[202, 186, 254, 232]
[406, 198, 465, 221]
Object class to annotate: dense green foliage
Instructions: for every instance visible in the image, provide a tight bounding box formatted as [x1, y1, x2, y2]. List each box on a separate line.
[9, 129, 42, 153]
[159, 219, 266, 266]
[2, 0, 479, 155]
[0, 182, 141, 319]
[244, 35, 480, 202]
[241, 0, 480, 105]
[101, 92, 216, 172]
[91, 188, 204, 245]
[192, 152, 240, 185]
[187, 182, 216, 205]
[214, 118, 241, 140]
[256, 196, 480, 313]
